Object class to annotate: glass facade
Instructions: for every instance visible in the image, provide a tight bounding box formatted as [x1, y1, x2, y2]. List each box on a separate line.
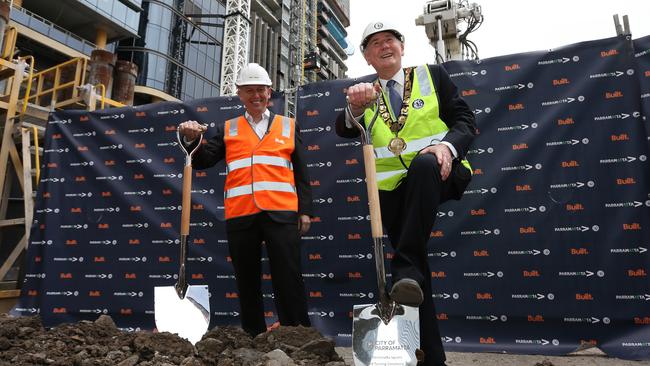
[332, 0, 349, 26]
[314, 0, 348, 80]
[124, 0, 144, 7]
[10, 5, 102, 57]
[117, 0, 225, 100]
[77, 0, 140, 35]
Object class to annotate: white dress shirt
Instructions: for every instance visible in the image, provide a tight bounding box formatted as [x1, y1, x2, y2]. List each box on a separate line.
[244, 109, 271, 139]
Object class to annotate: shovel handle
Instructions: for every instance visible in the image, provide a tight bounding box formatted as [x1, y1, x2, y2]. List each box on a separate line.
[175, 129, 204, 298]
[363, 145, 383, 239]
[363, 144, 389, 305]
[347, 98, 389, 304]
[176, 129, 204, 235]
[180, 164, 192, 236]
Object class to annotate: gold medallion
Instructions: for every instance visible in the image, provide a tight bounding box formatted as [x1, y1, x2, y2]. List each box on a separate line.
[387, 137, 407, 156]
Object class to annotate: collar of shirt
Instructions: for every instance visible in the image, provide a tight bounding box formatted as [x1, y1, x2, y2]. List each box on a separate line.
[379, 69, 405, 98]
[244, 109, 271, 139]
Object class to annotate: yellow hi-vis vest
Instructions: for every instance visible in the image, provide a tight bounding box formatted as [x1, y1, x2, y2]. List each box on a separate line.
[364, 65, 472, 191]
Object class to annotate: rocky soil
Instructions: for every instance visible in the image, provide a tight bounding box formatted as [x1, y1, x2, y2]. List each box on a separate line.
[0, 314, 344, 366]
[2, 314, 649, 366]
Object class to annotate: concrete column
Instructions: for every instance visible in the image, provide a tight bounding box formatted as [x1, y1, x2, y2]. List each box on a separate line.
[260, 23, 268, 68]
[255, 18, 263, 63]
[112, 60, 139, 105]
[270, 28, 278, 85]
[248, 13, 256, 60]
[95, 28, 108, 50]
[88, 49, 116, 99]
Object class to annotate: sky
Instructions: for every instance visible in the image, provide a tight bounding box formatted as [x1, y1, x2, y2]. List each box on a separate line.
[343, 0, 650, 77]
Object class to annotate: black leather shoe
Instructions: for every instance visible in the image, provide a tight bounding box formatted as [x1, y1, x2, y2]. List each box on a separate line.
[389, 278, 423, 307]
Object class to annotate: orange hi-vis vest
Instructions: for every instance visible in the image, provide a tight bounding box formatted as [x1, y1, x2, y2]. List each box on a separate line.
[223, 114, 298, 220]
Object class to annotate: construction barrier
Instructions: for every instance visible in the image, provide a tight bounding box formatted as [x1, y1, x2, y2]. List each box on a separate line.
[634, 35, 650, 147]
[15, 35, 650, 359]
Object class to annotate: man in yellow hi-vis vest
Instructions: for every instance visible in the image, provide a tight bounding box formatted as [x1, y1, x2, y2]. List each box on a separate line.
[179, 63, 312, 337]
[336, 21, 477, 366]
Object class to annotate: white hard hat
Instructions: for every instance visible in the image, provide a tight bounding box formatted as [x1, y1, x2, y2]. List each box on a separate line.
[360, 21, 404, 52]
[236, 63, 272, 86]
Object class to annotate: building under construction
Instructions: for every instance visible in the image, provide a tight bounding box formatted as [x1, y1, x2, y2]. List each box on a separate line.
[0, 0, 350, 310]
[2, 0, 349, 101]
[248, 0, 350, 90]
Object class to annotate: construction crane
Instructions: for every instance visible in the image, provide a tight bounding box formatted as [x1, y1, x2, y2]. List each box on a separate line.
[219, 0, 311, 100]
[219, 0, 251, 96]
[415, 0, 483, 63]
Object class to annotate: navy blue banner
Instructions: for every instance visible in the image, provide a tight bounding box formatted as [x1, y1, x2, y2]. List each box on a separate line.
[16, 93, 285, 332]
[16, 36, 650, 359]
[633, 35, 650, 148]
[438, 35, 650, 359]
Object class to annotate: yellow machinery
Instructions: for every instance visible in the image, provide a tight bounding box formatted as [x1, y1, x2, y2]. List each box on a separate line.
[0, 24, 125, 307]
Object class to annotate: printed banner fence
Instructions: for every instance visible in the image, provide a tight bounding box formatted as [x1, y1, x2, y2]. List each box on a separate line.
[634, 35, 650, 147]
[16, 35, 650, 359]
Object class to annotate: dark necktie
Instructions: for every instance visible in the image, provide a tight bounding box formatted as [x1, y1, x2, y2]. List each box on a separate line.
[386, 79, 402, 118]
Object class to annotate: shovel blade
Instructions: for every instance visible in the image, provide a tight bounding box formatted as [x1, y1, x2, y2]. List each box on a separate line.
[352, 303, 420, 366]
[154, 285, 210, 344]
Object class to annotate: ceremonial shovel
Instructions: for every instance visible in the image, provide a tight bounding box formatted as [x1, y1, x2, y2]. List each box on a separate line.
[154, 130, 210, 344]
[346, 99, 420, 366]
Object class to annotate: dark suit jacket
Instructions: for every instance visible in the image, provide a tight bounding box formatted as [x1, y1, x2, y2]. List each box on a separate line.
[335, 64, 477, 160]
[190, 112, 313, 230]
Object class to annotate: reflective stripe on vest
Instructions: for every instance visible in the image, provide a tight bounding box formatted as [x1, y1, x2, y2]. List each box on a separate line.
[374, 131, 448, 159]
[280, 116, 291, 138]
[227, 117, 239, 136]
[364, 65, 472, 191]
[223, 115, 298, 219]
[225, 181, 297, 198]
[227, 155, 293, 173]
[375, 169, 408, 182]
[415, 65, 432, 97]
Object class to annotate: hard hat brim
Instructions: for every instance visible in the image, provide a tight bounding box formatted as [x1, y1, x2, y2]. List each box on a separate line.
[236, 81, 273, 87]
[360, 30, 404, 52]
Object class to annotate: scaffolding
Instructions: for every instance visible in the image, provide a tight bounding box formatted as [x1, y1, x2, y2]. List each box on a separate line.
[0, 33, 30, 292]
[0, 24, 125, 303]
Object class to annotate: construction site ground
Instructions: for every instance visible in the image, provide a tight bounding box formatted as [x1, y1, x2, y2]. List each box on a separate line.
[0, 309, 649, 365]
[334, 347, 650, 366]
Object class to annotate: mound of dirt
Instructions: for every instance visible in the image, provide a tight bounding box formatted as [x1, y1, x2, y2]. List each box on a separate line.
[0, 314, 346, 366]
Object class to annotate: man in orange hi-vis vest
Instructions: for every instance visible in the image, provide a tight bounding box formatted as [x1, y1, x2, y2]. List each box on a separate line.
[178, 63, 313, 336]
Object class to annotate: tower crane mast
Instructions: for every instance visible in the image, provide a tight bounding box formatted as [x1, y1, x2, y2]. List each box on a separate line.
[220, 0, 252, 96]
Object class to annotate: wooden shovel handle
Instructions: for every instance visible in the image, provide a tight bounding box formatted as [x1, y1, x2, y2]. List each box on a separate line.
[180, 164, 192, 236]
[363, 145, 383, 239]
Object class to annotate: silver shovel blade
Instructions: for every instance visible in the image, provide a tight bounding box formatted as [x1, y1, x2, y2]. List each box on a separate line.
[154, 284, 210, 344]
[352, 303, 420, 366]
